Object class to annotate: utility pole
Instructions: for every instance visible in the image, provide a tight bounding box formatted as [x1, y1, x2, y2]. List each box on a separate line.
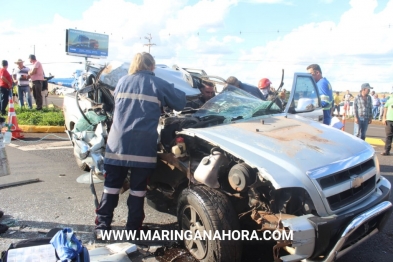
[143, 33, 156, 53]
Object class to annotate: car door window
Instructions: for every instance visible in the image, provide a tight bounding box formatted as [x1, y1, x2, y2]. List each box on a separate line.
[292, 75, 320, 112]
[285, 73, 323, 122]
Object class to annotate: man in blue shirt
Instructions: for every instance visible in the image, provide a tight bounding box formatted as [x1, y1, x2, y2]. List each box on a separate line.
[307, 64, 333, 125]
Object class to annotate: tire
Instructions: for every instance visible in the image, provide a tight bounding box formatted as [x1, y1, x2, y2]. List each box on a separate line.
[75, 155, 90, 171]
[177, 186, 242, 262]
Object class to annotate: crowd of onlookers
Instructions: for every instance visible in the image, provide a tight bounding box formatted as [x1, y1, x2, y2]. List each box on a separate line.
[0, 55, 47, 116]
[332, 89, 389, 120]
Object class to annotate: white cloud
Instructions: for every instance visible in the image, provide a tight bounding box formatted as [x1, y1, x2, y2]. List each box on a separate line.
[227, 0, 393, 92]
[1, 0, 393, 92]
[240, 0, 288, 3]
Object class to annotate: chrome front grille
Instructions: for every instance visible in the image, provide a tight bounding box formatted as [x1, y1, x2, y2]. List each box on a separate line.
[326, 175, 376, 210]
[316, 158, 376, 211]
[318, 159, 374, 190]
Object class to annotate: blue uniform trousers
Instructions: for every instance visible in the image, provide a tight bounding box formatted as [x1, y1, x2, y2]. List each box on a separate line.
[95, 164, 153, 231]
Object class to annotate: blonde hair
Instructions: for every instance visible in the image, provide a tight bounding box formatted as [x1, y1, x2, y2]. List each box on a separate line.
[128, 52, 155, 74]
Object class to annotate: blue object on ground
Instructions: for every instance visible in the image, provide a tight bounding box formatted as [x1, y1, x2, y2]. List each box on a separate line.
[50, 228, 83, 262]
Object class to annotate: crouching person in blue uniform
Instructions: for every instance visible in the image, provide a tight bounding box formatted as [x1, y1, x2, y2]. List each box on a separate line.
[94, 52, 186, 239]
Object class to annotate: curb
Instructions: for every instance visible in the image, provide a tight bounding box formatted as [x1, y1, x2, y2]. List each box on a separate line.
[339, 117, 385, 126]
[19, 125, 65, 133]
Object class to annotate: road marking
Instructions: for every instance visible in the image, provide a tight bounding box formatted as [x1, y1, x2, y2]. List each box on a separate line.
[365, 137, 385, 146]
[8, 141, 73, 151]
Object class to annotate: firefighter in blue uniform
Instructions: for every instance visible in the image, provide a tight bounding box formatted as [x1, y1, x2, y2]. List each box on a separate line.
[95, 52, 186, 239]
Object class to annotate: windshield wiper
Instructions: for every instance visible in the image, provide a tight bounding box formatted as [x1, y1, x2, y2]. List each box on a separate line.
[252, 107, 281, 117]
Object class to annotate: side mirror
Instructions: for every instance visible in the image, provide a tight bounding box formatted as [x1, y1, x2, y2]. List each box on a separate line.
[295, 98, 316, 113]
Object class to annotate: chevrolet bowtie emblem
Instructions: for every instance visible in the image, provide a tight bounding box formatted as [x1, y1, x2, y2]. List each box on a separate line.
[350, 175, 363, 188]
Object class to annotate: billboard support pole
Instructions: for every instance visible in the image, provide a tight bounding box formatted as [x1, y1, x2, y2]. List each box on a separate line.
[85, 57, 88, 71]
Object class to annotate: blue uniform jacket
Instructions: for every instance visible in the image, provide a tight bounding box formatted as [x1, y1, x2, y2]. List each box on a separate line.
[317, 77, 333, 109]
[239, 82, 264, 100]
[104, 70, 186, 168]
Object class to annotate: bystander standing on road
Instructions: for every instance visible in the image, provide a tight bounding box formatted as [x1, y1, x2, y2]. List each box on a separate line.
[42, 77, 49, 107]
[379, 94, 388, 121]
[27, 54, 44, 110]
[94, 52, 186, 240]
[332, 91, 341, 116]
[381, 91, 393, 156]
[343, 90, 353, 117]
[306, 64, 333, 125]
[12, 59, 32, 109]
[0, 60, 13, 115]
[353, 83, 373, 140]
[372, 93, 381, 120]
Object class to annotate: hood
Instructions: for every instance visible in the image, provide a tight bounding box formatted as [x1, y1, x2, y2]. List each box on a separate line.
[179, 114, 374, 190]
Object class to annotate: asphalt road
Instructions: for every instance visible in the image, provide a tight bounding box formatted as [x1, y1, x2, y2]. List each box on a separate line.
[46, 94, 65, 107]
[0, 120, 392, 262]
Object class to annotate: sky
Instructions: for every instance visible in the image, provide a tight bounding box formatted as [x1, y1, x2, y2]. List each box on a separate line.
[1, 0, 392, 92]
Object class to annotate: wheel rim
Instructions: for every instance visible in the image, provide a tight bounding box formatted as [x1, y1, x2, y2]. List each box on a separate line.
[181, 205, 208, 260]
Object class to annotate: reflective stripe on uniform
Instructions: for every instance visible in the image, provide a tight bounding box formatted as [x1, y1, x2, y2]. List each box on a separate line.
[130, 190, 146, 197]
[320, 94, 332, 110]
[116, 93, 161, 107]
[105, 152, 156, 163]
[103, 186, 121, 194]
[320, 94, 331, 103]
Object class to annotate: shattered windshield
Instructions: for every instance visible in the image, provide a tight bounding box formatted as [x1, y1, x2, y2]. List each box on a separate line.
[193, 86, 281, 122]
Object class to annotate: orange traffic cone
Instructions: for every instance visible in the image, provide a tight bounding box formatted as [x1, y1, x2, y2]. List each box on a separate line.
[7, 96, 24, 139]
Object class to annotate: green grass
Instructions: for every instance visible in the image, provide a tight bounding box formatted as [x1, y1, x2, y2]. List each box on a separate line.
[13, 105, 65, 126]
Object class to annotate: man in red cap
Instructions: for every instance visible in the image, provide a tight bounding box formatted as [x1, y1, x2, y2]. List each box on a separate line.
[257, 78, 283, 109]
[258, 78, 272, 101]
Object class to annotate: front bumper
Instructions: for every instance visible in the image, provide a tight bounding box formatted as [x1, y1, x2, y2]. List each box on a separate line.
[281, 179, 392, 262]
[323, 200, 392, 262]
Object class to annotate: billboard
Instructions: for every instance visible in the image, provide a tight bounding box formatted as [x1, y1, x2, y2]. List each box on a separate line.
[65, 29, 109, 59]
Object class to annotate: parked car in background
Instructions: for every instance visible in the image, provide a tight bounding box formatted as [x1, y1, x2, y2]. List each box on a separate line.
[55, 86, 75, 96]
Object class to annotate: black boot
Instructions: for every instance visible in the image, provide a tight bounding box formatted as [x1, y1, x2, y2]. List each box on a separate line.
[95, 193, 119, 239]
[125, 195, 145, 231]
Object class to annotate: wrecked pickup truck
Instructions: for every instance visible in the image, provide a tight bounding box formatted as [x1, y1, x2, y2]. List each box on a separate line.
[63, 62, 392, 262]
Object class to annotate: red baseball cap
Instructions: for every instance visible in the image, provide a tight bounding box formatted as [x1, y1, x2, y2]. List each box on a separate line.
[258, 78, 272, 89]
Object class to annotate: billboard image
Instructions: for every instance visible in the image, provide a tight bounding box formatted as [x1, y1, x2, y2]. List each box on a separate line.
[66, 29, 109, 59]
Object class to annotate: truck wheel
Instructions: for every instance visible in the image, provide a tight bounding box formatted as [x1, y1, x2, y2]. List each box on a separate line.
[177, 186, 242, 262]
[75, 156, 90, 171]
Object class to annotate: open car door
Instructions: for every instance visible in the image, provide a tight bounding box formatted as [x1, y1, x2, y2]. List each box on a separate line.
[285, 73, 324, 122]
